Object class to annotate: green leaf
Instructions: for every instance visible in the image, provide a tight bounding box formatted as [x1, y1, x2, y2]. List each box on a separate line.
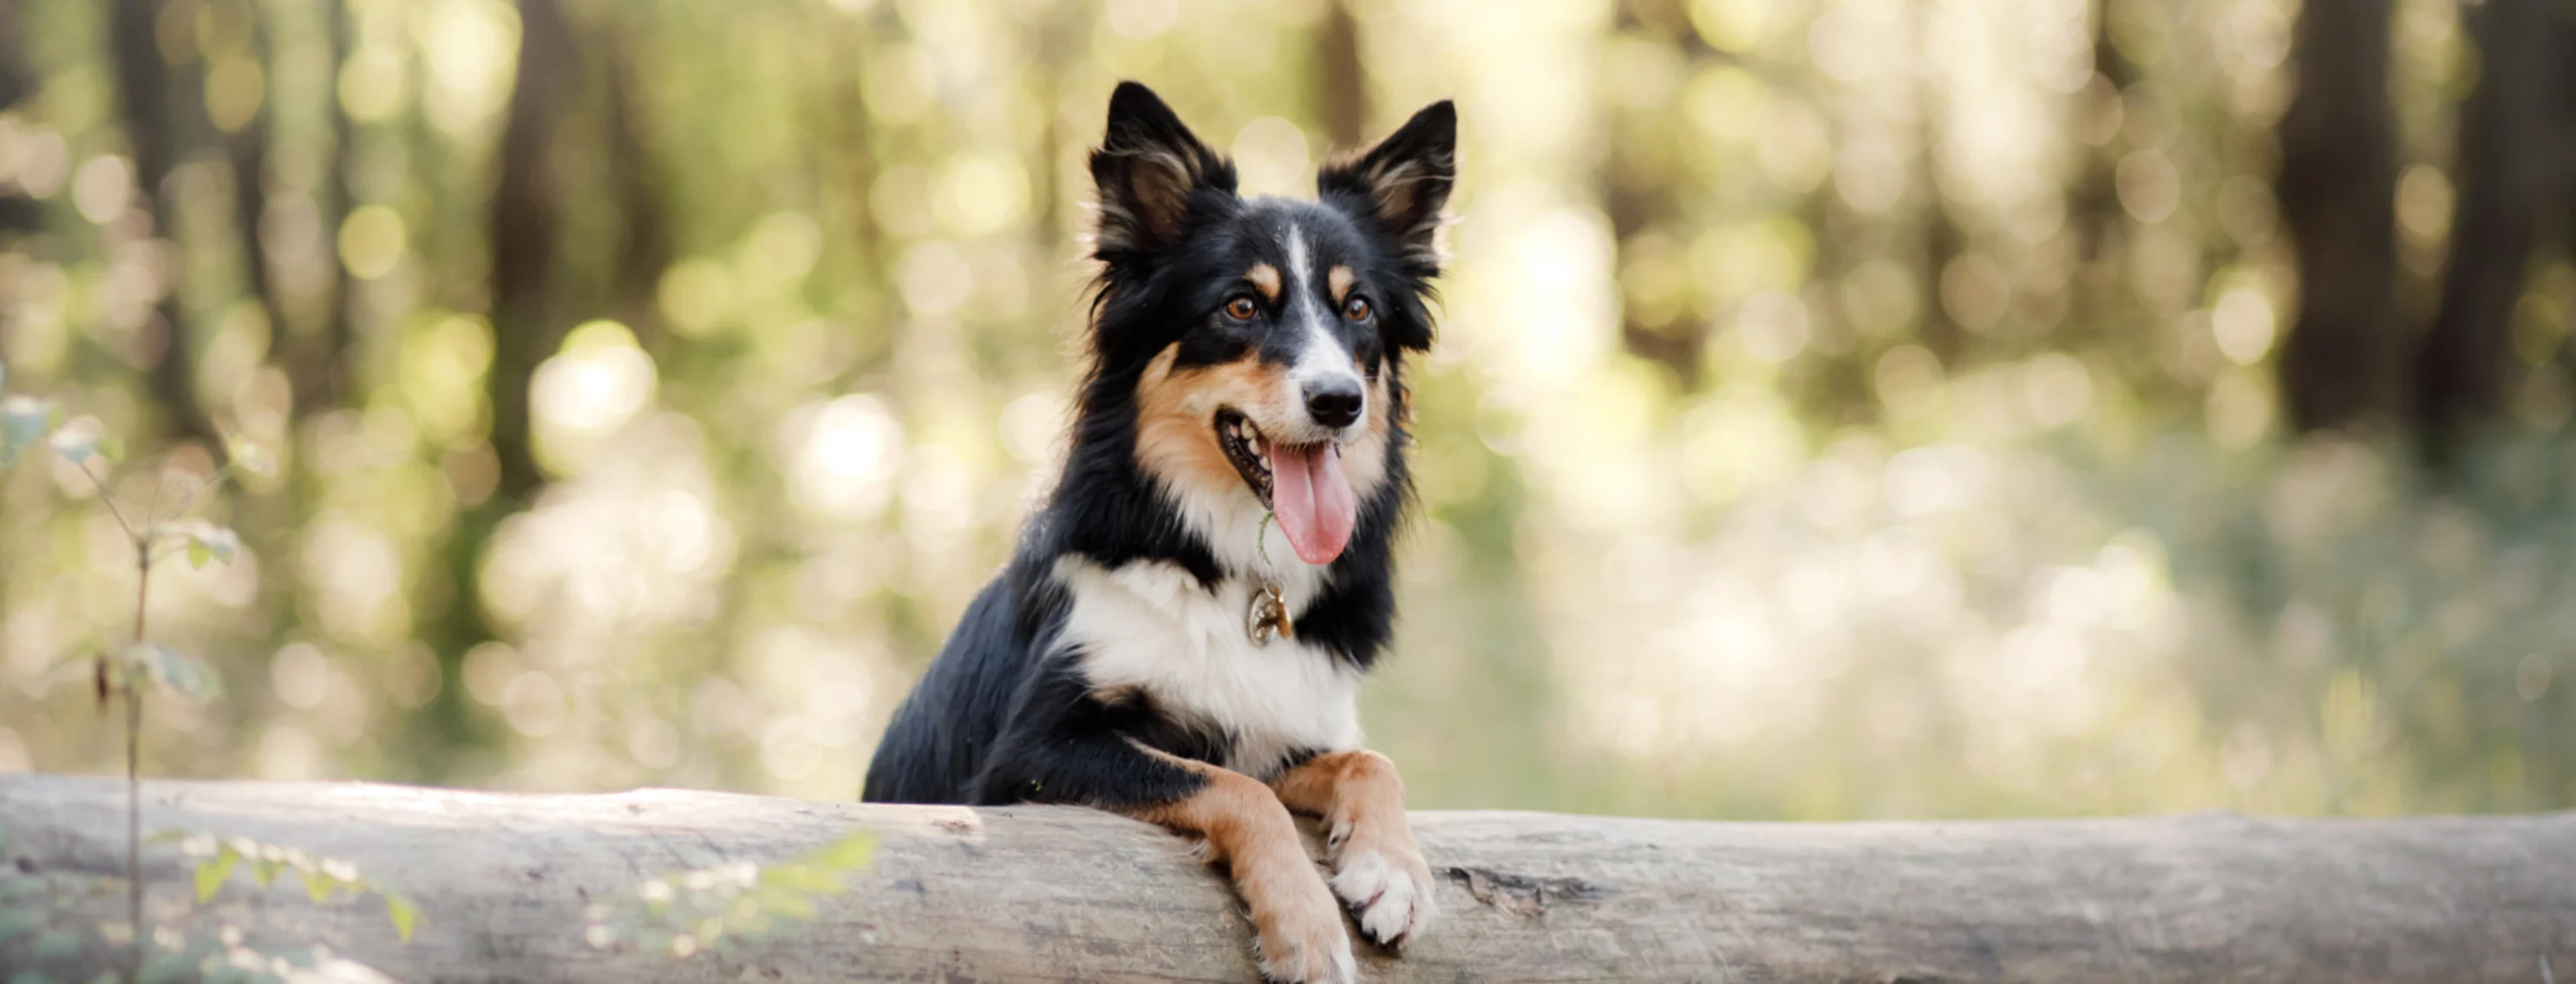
[0, 396, 49, 468]
[383, 894, 419, 943]
[195, 848, 241, 902]
[45, 425, 96, 465]
[298, 868, 332, 904]
[155, 521, 240, 568]
[811, 832, 875, 871]
[125, 645, 221, 700]
[225, 436, 277, 478]
[250, 857, 281, 888]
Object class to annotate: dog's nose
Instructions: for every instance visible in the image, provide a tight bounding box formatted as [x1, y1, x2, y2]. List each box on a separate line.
[1304, 378, 1363, 430]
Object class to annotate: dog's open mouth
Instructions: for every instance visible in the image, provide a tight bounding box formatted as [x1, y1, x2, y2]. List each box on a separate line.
[1214, 408, 1357, 566]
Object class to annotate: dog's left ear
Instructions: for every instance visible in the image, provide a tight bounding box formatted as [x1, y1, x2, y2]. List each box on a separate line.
[1318, 100, 1457, 279]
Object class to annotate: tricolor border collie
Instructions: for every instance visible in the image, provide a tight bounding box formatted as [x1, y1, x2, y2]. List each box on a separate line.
[862, 82, 1455, 983]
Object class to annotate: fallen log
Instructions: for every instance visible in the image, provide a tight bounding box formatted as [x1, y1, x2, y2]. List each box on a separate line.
[0, 773, 2569, 982]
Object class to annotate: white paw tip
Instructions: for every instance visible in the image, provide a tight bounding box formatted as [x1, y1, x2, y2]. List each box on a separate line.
[1332, 849, 1435, 947]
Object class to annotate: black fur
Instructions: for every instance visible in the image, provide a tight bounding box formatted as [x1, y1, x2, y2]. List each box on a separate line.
[863, 82, 1455, 809]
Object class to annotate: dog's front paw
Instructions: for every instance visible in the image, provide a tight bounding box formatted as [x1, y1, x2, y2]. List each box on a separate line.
[1252, 869, 1357, 983]
[1328, 826, 1436, 948]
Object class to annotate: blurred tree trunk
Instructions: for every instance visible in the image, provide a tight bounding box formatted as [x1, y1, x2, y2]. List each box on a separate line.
[292, 0, 356, 419]
[404, 0, 585, 780]
[0, 0, 37, 233]
[228, 8, 278, 344]
[486, 0, 579, 502]
[1910, 3, 1965, 366]
[1313, 0, 1367, 149]
[2414, 0, 2560, 456]
[2063, 0, 2134, 366]
[1603, 0, 1703, 384]
[111, 0, 222, 449]
[2275, 0, 2404, 433]
[600, 16, 670, 355]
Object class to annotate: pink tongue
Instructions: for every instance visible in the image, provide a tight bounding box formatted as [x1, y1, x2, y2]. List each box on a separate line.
[1268, 443, 1356, 566]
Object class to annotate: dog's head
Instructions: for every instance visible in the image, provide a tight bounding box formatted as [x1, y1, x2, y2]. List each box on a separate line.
[1084, 82, 1455, 568]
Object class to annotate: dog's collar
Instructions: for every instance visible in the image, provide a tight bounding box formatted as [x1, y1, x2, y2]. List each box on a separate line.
[1247, 511, 1293, 646]
[1247, 580, 1291, 646]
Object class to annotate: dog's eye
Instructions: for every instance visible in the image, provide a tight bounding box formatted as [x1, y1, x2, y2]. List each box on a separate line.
[1342, 296, 1372, 322]
[1225, 295, 1259, 320]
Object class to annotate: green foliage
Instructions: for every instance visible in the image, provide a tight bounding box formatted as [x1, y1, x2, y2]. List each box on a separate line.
[150, 520, 242, 570]
[0, 397, 49, 469]
[43, 422, 117, 468]
[0, 820, 417, 983]
[95, 644, 221, 702]
[583, 831, 873, 959]
[164, 833, 423, 943]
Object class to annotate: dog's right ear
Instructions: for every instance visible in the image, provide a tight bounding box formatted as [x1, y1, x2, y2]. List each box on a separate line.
[1090, 82, 1236, 259]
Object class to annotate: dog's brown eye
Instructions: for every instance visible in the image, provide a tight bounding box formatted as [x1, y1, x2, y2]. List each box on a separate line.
[1343, 296, 1371, 321]
[1225, 295, 1259, 320]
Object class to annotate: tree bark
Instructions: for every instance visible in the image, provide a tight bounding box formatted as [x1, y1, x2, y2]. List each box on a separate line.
[2413, 0, 2560, 456]
[2275, 0, 2405, 433]
[2, 774, 2570, 983]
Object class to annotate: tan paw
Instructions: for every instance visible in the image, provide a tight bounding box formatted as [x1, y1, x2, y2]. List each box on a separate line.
[1253, 871, 1357, 984]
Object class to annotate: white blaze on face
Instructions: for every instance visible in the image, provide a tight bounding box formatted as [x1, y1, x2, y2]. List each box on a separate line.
[1281, 223, 1365, 436]
[1265, 221, 1365, 567]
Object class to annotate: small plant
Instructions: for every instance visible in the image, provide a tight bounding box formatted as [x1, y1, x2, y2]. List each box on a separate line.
[3, 363, 428, 981]
[2, 362, 265, 978]
[582, 831, 875, 959]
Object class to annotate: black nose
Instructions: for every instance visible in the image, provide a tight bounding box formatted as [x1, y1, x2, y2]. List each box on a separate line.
[1304, 378, 1364, 430]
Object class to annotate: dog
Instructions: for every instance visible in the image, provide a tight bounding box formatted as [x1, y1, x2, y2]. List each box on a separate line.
[860, 81, 1455, 983]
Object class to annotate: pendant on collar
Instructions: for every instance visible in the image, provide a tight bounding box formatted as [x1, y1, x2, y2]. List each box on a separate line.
[1247, 581, 1291, 646]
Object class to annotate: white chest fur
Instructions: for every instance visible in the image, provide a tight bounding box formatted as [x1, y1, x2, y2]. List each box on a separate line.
[1050, 555, 1363, 777]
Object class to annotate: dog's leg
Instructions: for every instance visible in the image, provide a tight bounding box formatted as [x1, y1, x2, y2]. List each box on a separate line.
[981, 731, 1354, 983]
[1139, 753, 1357, 984]
[1270, 750, 1436, 948]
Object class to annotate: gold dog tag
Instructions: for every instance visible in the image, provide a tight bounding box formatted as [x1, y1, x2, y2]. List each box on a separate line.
[1247, 581, 1291, 646]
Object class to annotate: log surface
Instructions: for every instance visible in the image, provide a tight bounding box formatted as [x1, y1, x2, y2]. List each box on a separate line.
[0, 773, 2571, 982]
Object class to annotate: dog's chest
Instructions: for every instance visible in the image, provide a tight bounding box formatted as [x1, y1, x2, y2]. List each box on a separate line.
[1050, 556, 1363, 776]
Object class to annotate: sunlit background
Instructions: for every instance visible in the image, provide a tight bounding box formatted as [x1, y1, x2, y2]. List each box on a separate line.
[1, 0, 2570, 820]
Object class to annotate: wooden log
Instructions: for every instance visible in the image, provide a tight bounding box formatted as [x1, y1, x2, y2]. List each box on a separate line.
[0, 773, 2570, 982]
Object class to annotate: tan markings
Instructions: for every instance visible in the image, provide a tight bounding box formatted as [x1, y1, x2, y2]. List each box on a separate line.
[1271, 749, 1438, 947]
[1134, 343, 1301, 507]
[1336, 372, 1393, 499]
[1246, 263, 1282, 301]
[1130, 743, 1355, 981]
[1328, 266, 1355, 304]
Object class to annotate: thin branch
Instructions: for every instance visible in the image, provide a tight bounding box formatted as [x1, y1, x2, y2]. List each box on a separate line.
[76, 457, 140, 541]
[162, 463, 238, 524]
